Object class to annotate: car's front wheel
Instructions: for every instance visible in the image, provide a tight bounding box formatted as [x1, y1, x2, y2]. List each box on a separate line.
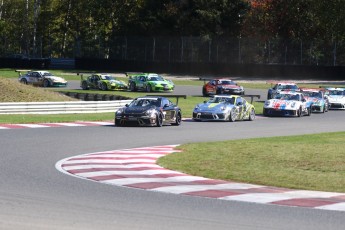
[229, 108, 237, 122]
[101, 82, 108, 90]
[172, 112, 182, 126]
[297, 107, 303, 117]
[248, 108, 255, 121]
[156, 113, 163, 127]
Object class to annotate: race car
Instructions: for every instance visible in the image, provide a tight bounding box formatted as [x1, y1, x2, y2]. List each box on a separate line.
[17, 70, 67, 87]
[193, 95, 255, 122]
[115, 96, 182, 127]
[80, 73, 128, 91]
[263, 91, 312, 117]
[325, 88, 345, 109]
[300, 88, 329, 113]
[267, 81, 299, 99]
[202, 78, 245, 96]
[127, 73, 174, 92]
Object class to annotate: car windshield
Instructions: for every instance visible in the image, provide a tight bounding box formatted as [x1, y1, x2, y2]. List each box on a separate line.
[147, 76, 164, 81]
[208, 97, 235, 104]
[277, 84, 298, 90]
[130, 98, 160, 107]
[219, 80, 236, 85]
[274, 94, 300, 100]
[328, 90, 345, 96]
[303, 91, 322, 98]
[42, 72, 53, 76]
[100, 75, 115, 80]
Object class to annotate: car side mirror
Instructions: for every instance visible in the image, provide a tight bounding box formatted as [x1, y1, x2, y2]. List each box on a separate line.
[237, 102, 243, 106]
[125, 104, 129, 107]
[163, 104, 169, 108]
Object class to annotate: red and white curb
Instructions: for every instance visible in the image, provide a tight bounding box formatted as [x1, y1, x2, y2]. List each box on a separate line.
[0, 121, 114, 129]
[0, 117, 267, 130]
[56, 145, 345, 212]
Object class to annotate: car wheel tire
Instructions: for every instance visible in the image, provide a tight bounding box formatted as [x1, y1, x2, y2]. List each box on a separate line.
[115, 119, 122, 126]
[20, 79, 28, 85]
[307, 107, 311, 116]
[43, 79, 50, 87]
[101, 82, 107, 90]
[81, 81, 89, 90]
[297, 107, 302, 117]
[146, 85, 152, 92]
[130, 82, 136, 92]
[202, 88, 208, 97]
[229, 109, 237, 122]
[172, 112, 182, 126]
[156, 113, 163, 127]
[249, 108, 255, 121]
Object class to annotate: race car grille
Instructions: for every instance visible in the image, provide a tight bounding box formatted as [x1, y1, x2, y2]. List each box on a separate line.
[330, 103, 345, 109]
[193, 113, 225, 120]
[264, 108, 296, 116]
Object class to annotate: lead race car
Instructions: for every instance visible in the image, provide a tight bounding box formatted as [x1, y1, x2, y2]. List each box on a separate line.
[263, 91, 312, 117]
[325, 87, 345, 109]
[115, 96, 182, 127]
[192, 95, 255, 122]
[17, 70, 67, 87]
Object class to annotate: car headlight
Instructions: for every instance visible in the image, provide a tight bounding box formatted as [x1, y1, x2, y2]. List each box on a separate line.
[264, 101, 270, 106]
[220, 106, 226, 111]
[291, 102, 296, 108]
[145, 109, 156, 117]
[116, 108, 123, 115]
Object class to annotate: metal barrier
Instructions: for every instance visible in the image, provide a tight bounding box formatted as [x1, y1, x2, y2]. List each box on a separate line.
[0, 100, 133, 114]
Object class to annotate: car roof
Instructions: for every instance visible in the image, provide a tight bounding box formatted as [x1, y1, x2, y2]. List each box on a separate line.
[278, 91, 302, 95]
[135, 96, 163, 100]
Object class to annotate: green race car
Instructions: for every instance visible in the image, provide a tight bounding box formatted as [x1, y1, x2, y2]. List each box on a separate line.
[127, 73, 174, 92]
[80, 74, 128, 91]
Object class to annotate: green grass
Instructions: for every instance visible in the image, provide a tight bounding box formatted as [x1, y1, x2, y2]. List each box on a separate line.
[2, 68, 345, 193]
[157, 132, 345, 193]
[0, 113, 115, 124]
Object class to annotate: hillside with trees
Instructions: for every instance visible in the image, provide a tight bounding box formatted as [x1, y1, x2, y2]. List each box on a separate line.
[0, 0, 344, 66]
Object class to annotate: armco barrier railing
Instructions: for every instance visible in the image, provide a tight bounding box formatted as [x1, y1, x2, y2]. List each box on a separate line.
[0, 100, 133, 114]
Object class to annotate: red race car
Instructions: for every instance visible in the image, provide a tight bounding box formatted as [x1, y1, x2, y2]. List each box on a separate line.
[202, 78, 245, 96]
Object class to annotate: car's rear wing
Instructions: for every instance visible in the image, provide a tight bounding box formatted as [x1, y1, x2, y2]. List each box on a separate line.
[125, 72, 145, 79]
[146, 94, 187, 105]
[15, 69, 31, 76]
[77, 72, 96, 81]
[241, 95, 261, 103]
[319, 86, 345, 90]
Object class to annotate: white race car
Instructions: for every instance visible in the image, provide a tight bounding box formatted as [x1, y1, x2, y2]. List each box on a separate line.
[326, 88, 345, 109]
[267, 81, 299, 99]
[263, 91, 312, 117]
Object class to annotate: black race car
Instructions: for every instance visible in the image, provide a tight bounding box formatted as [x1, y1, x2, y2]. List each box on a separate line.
[115, 96, 182, 127]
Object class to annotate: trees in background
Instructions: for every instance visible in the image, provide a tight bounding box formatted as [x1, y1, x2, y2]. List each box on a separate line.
[0, 0, 343, 65]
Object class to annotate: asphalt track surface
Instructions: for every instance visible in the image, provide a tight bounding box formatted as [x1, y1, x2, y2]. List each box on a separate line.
[1, 84, 345, 230]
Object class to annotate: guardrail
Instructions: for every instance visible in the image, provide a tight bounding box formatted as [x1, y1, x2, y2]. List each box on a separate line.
[0, 100, 133, 114]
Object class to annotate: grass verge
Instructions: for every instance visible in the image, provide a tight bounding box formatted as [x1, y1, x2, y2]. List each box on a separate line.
[157, 132, 345, 193]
